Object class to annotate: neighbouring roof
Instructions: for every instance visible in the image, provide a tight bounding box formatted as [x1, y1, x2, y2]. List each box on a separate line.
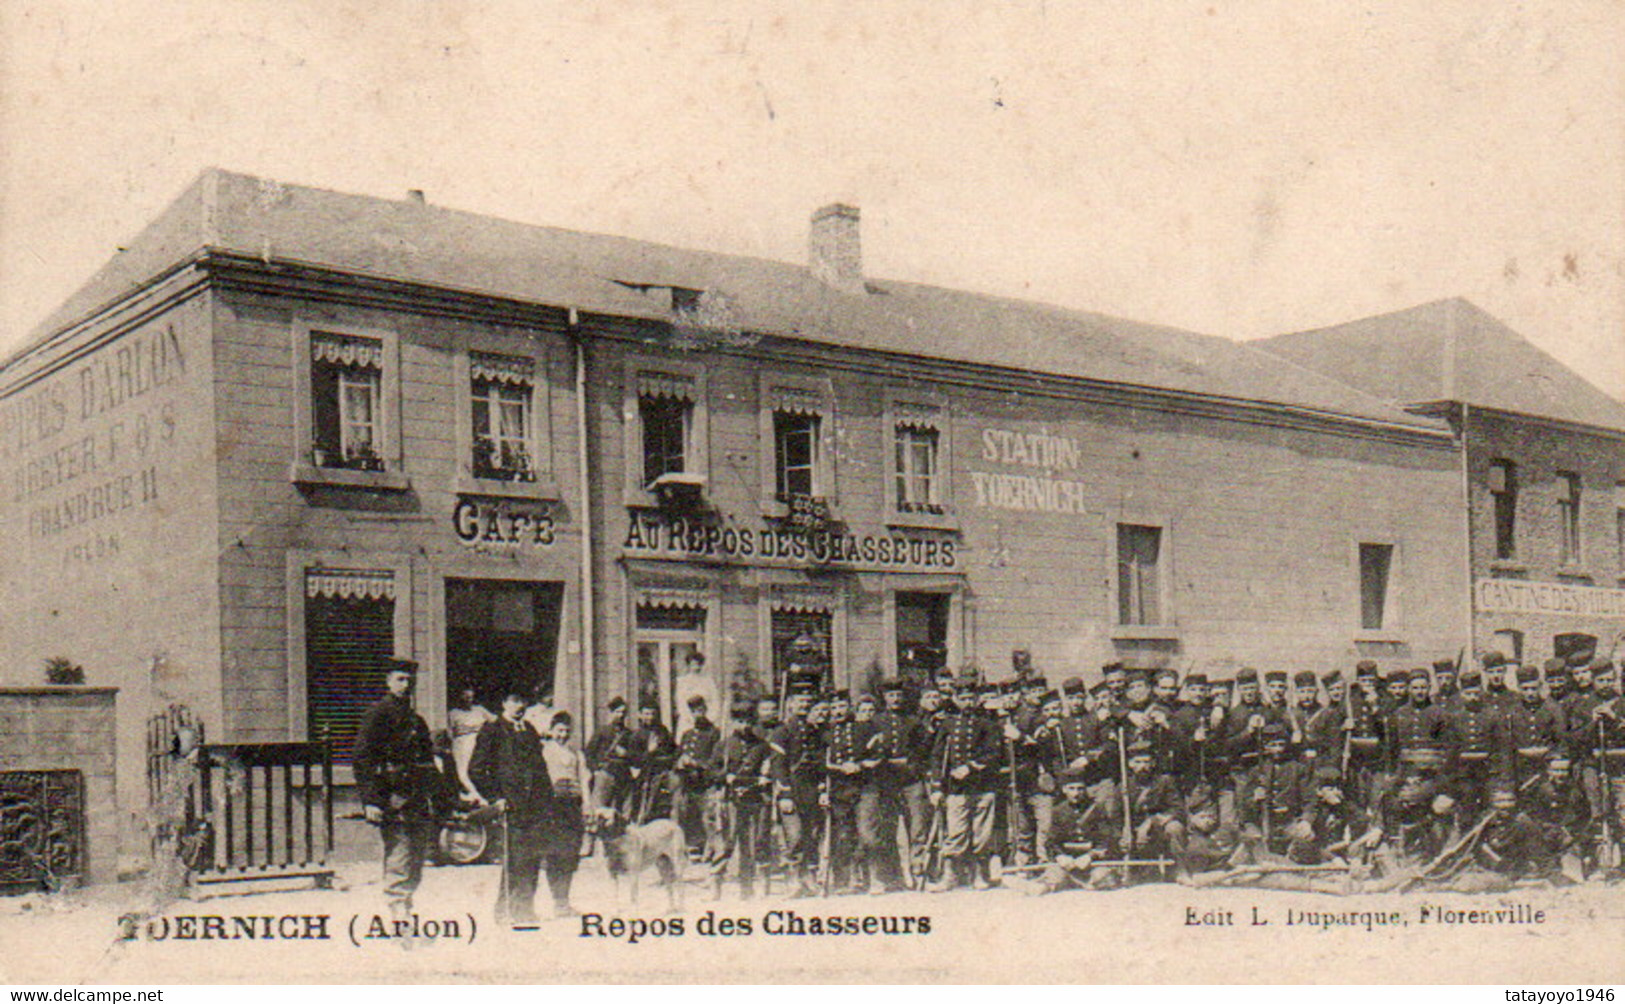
[9, 169, 1442, 432]
[1255, 298, 1625, 434]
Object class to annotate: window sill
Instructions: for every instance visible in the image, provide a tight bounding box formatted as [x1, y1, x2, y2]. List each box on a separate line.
[884, 510, 961, 533]
[1110, 624, 1180, 641]
[1488, 559, 1527, 574]
[456, 473, 560, 501]
[758, 499, 841, 521]
[1353, 630, 1405, 644]
[1555, 567, 1592, 580]
[290, 462, 411, 491]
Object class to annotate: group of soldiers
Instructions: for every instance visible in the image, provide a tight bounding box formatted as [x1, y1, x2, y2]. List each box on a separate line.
[585, 650, 1625, 897]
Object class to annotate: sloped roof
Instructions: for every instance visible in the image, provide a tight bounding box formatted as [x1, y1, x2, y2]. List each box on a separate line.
[1255, 298, 1625, 434]
[11, 169, 1439, 431]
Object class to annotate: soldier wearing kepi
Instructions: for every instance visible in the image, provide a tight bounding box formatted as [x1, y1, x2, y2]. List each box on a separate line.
[768, 674, 824, 896]
[1302, 670, 1346, 766]
[1345, 661, 1387, 811]
[1237, 723, 1307, 859]
[673, 695, 722, 857]
[585, 696, 635, 814]
[1587, 662, 1625, 874]
[714, 698, 771, 899]
[1444, 668, 1507, 824]
[855, 687, 910, 892]
[930, 672, 1002, 891]
[352, 658, 437, 925]
[1506, 664, 1566, 791]
[1006, 674, 1053, 864]
[1482, 652, 1517, 713]
[1385, 667, 1453, 858]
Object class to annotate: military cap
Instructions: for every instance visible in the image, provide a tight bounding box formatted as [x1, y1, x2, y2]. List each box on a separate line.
[1354, 660, 1379, 678]
[607, 696, 628, 711]
[1102, 661, 1126, 675]
[1543, 659, 1569, 678]
[1155, 668, 1180, 683]
[959, 667, 983, 687]
[385, 657, 419, 674]
[1123, 668, 1150, 687]
[1383, 670, 1408, 686]
[879, 678, 904, 693]
[1313, 765, 1343, 786]
[1293, 670, 1317, 688]
[1567, 651, 1593, 668]
[1432, 659, 1456, 674]
[1595, 661, 1619, 676]
[686, 694, 709, 710]
[1407, 667, 1431, 683]
[639, 696, 661, 711]
[1025, 675, 1050, 690]
[1061, 676, 1087, 695]
[1185, 673, 1209, 686]
[1261, 722, 1288, 741]
[1088, 682, 1112, 697]
[1320, 670, 1342, 685]
[1264, 670, 1288, 683]
[1481, 652, 1508, 669]
[1057, 765, 1090, 785]
[999, 678, 1022, 695]
[729, 700, 756, 721]
[1515, 664, 1540, 683]
[1235, 667, 1260, 684]
[855, 692, 877, 706]
[786, 668, 822, 695]
[1458, 669, 1482, 688]
[829, 688, 851, 702]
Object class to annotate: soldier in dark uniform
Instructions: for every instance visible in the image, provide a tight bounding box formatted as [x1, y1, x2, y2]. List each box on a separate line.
[1169, 673, 1228, 809]
[1518, 752, 1589, 877]
[1287, 671, 1322, 754]
[674, 695, 721, 856]
[1170, 782, 1240, 878]
[1237, 723, 1308, 859]
[855, 686, 911, 892]
[1005, 675, 1052, 864]
[1482, 652, 1517, 712]
[468, 688, 554, 925]
[714, 699, 771, 899]
[1345, 661, 1387, 812]
[1380, 669, 1410, 716]
[1041, 677, 1115, 815]
[1031, 767, 1114, 893]
[1263, 670, 1290, 716]
[352, 658, 437, 924]
[1222, 668, 1286, 791]
[586, 696, 634, 814]
[930, 675, 1002, 890]
[1545, 659, 1572, 707]
[1432, 658, 1461, 710]
[1587, 663, 1625, 873]
[1506, 664, 1566, 791]
[1102, 662, 1128, 705]
[820, 690, 864, 892]
[1152, 669, 1181, 710]
[628, 698, 677, 822]
[768, 684, 823, 896]
[1121, 738, 1183, 863]
[1444, 668, 1508, 824]
[877, 679, 931, 886]
[1286, 765, 1361, 865]
[1302, 670, 1345, 767]
[1385, 667, 1453, 858]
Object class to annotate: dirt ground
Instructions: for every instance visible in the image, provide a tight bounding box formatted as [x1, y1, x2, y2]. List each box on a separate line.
[2, 853, 1622, 984]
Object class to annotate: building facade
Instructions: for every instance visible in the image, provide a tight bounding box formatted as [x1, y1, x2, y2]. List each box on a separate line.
[1260, 298, 1625, 667]
[3, 171, 1479, 867]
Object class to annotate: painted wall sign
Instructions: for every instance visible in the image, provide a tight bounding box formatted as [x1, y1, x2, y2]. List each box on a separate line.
[1475, 578, 1625, 619]
[623, 511, 956, 570]
[970, 426, 1092, 514]
[453, 496, 557, 549]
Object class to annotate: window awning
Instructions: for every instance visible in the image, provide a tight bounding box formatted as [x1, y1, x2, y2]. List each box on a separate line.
[635, 586, 708, 611]
[306, 569, 396, 601]
[637, 371, 695, 401]
[311, 334, 384, 369]
[471, 352, 535, 385]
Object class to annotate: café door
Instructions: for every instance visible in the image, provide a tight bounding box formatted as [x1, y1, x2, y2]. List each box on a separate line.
[633, 603, 709, 733]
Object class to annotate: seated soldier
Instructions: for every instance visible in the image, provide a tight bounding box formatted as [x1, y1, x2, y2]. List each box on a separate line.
[1170, 782, 1240, 880]
[1286, 765, 1363, 865]
[1237, 723, 1308, 859]
[1030, 767, 1109, 894]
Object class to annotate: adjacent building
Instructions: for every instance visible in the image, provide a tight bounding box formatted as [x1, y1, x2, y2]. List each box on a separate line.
[1259, 298, 1625, 667]
[2, 170, 1485, 865]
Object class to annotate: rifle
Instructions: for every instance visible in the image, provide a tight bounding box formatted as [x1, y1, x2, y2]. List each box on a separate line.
[1261, 757, 1276, 851]
[921, 714, 953, 886]
[1115, 724, 1134, 856]
[1597, 717, 1621, 872]
[1003, 712, 1022, 866]
[817, 780, 834, 897]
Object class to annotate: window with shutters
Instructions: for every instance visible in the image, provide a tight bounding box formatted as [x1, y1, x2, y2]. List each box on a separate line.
[303, 570, 397, 762]
[1116, 524, 1163, 626]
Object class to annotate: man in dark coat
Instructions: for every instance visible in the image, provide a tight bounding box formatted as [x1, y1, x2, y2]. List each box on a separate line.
[469, 689, 555, 925]
[352, 658, 437, 923]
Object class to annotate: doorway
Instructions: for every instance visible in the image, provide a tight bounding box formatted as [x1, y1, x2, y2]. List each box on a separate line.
[634, 604, 708, 733]
[895, 591, 950, 686]
[445, 578, 564, 712]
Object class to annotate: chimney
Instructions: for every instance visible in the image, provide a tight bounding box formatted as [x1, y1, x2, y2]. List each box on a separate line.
[809, 203, 863, 294]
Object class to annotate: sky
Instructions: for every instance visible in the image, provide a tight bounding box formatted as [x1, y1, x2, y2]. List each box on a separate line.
[2, 0, 1621, 398]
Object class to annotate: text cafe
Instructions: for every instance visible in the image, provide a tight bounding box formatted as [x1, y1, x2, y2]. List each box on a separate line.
[613, 507, 964, 733]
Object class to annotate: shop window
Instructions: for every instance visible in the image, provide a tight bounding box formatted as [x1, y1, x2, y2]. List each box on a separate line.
[1116, 523, 1163, 626]
[895, 591, 949, 682]
[310, 334, 385, 471]
[894, 424, 942, 513]
[1489, 459, 1517, 560]
[1557, 471, 1582, 566]
[640, 394, 691, 488]
[469, 353, 536, 482]
[774, 411, 821, 501]
[304, 569, 396, 762]
[1358, 543, 1394, 632]
[771, 608, 833, 695]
